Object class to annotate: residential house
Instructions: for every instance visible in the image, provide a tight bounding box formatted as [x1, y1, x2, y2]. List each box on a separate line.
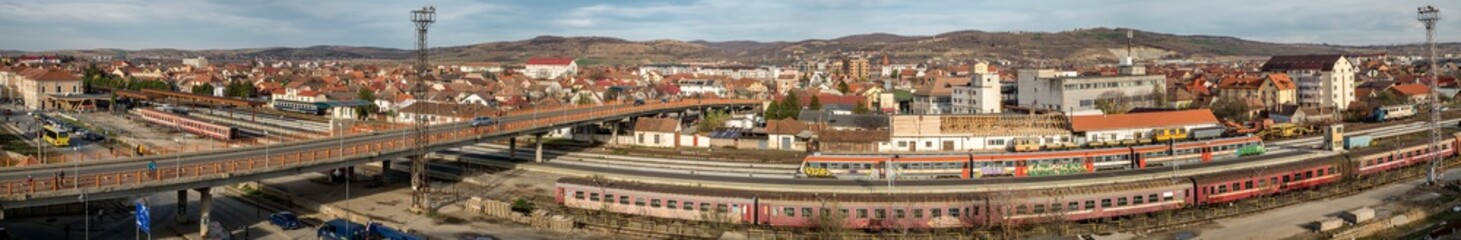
[911, 76, 969, 114]
[765, 119, 811, 151]
[1390, 83, 1432, 103]
[1260, 55, 1356, 110]
[1215, 73, 1297, 111]
[633, 117, 681, 148]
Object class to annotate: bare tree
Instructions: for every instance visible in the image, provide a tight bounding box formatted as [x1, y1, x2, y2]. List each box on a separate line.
[1094, 90, 1132, 114]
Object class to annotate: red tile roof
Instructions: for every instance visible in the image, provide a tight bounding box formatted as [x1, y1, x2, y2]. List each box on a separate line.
[525, 58, 575, 66]
[1267, 73, 1295, 90]
[19, 68, 80, 81]
[1391, 84, 1431, 96]
[1069, 109, 1219, 132]
[633, 117, 680, 133]
[765, 119, 808, 135]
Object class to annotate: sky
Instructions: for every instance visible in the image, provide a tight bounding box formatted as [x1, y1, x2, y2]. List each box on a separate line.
[1, 0, 1459, 51]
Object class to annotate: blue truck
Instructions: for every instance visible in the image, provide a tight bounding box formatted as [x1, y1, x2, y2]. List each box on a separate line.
[317, 219, 368, 240]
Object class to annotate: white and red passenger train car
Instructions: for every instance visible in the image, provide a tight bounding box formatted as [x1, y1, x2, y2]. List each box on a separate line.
[135, 108, 238, 140]
[801, 136, 1264, 179]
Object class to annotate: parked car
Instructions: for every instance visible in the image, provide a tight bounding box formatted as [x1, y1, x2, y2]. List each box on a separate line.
[268, 211, 302, 230]
[317, 219, 367, 240]
[469, 117, 496, 127]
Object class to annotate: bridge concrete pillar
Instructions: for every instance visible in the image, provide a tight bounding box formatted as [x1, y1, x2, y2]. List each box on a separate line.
[609, 122, 619, 146]
[196, 187, 213, 238]
[535, 134, 545, 163]
[380, 160, 391, 184]
[509, 137, 517, 161]
[175, 190, 188, 223]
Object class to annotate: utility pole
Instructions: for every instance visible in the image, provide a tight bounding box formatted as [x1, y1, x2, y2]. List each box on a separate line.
[409, 6, 435, 213]
[1420, 5, 1443, 185]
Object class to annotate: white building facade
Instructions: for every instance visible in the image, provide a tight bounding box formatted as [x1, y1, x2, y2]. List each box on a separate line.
[1016, 69, 1165, 112]
[524, 58, 578, 79]
[1261, 55, 1355, 110]
[951, 72, 1002, 114]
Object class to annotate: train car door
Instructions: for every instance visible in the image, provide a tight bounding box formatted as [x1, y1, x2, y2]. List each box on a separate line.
[962, 155, 972, 179]
[1084, 155, 1095, 173]
[1015, 160, 1028, 177]
[1134, 147, 1147, 169]
[1201, 146, 1213, 162]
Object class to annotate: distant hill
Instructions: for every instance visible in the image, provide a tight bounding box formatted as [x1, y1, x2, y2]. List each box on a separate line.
[6, 28, 1459, 65]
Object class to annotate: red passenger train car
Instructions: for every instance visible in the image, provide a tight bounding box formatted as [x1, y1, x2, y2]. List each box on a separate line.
[557, 132, 1461, 230]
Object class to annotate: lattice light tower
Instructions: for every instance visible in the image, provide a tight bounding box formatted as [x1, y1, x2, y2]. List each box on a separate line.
[410, 6, 435, 212]
[1421, 5, 1442, 185]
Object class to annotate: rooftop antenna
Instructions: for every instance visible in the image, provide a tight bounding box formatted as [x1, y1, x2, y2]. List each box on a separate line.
[1419, 5, 1443, 185]
[409, 5, 435, 212]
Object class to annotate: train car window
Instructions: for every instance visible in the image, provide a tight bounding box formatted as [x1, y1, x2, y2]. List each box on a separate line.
[700, 203, 711, 211]
[784, 207, 795, 216]
[1305, 171, 1313, 179]
[803, 208, 813, 218]
[682, 201, 693, 210]
[589, 193, 600, 201]
[716, 204, 728, 213]
[857, 209, 869, 218]
[620, 196, 630, 205]
[604, 194, 614, 203]
[1317, 169, 1324, 176]
[1232, 182, 1241, 191]
[1133, 196, 1144, 204]
[840, 209, 850, 218]
[1245, 181, 1254, 189]
[949, 208, 960, 217]
[1051, 203, 1062, 212]
[913, 209, 924, 218]
[634, 198, 645, 206]
[1218, 185, 1227, 193]
[1282, 175, 1290, 183]
[650, 199, 661, 208]
[931, 208, 942, 217]
[1258, 179, 1266, 188]
[1148, 194, 1159, 202]
[1032, 205, 1045, 214]
[1117, 197, 1128, 206]
[1069, 202, 1080, 211]
[895, 209, 906, 219]
[821, 208, 831, 217]
[875, 209, 887, 219]
[1328, 167, 1336, 174]
[667, 200, 677, 209]
[1015, 205, 1027, 215]
[1085, 200, 1096, 210]
[1271, 177, 1279, 185]
[1101, 199, 1112, 208]
[574, 191, 584, 200]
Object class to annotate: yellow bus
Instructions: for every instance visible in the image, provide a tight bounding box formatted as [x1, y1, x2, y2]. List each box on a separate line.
[42, 125, 69, 147]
